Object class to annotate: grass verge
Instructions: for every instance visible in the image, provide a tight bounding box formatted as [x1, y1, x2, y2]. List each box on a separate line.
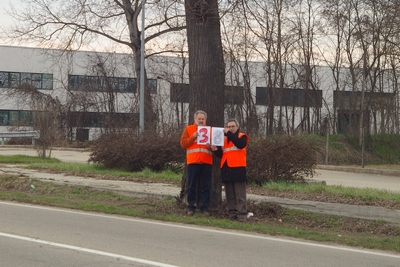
[1, 155, 400, 253]
[0, 174, 399, 253]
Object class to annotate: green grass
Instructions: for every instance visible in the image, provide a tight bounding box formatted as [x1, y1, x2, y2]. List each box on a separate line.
[31, 163, 182, 182]
[369, 134, 400, 164]
[262, 182, 400, 202]
[1, 154, 400, 252]
[0, 154, 61, 164]
[1, 174, 399, 253]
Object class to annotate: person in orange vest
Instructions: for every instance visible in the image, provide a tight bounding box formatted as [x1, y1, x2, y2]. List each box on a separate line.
[211, 118, 250, 220]
[180, 110, 213, 216]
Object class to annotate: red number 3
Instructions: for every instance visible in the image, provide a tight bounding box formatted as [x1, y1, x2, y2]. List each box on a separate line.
[199, 128, 208, 143]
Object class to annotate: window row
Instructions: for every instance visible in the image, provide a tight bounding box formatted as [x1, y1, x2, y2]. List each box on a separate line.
[170, 83, 244, 105]
[0, 109, 137, 129]
[0, 71, 53, 90]
[68, 75, 157, 94]
[0, 110, 34, 126]
[0, 72, 158, 94]
[170, 84, 324, 108]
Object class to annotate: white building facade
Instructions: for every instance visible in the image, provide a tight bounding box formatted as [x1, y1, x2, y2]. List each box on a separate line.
[0, 45, 398, 140]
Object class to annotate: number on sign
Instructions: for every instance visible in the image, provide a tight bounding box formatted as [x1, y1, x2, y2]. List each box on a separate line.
[198, 127, 209, 143]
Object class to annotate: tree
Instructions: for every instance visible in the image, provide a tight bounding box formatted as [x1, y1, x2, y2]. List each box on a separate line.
[184, 0, 225, 206]
[11, 83, 62, 158]
[5, 0, 186, 131]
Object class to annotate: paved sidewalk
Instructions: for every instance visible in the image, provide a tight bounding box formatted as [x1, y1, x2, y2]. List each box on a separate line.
[1, 165, 399, 226]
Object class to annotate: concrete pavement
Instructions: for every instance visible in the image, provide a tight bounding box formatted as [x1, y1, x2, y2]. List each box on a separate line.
[1, 146, 400, 226]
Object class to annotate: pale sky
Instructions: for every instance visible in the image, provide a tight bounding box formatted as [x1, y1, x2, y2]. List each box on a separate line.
[0, 1, 27, 46]
[0, 0, 17, 27]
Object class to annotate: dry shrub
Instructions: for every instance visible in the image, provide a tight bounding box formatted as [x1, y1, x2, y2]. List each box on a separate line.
[89, 130, 185, 172]
[6, 137, 33, 145]
[247, 135, 318, 184]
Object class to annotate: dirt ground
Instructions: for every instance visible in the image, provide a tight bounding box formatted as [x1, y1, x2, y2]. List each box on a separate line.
[247, 186, 400, 210]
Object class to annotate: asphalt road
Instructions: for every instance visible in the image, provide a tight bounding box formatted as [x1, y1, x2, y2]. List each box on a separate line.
[2, 201, 400, 267]
[313, 169, 400, 192]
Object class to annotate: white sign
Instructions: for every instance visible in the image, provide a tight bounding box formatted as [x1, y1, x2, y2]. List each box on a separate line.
[197, 126, 211, 145]
[211, 127, 224, 146]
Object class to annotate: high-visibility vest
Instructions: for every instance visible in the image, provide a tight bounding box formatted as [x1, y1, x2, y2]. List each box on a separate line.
[185, 124, 213, 164]
[220, 132, 249, 168]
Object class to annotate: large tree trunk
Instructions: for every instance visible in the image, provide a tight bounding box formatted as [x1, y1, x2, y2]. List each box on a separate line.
[184, 0, 225, 207]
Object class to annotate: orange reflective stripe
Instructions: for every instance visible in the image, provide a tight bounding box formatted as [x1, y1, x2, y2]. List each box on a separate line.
[222, 146, 240, 153]
[187, 148, 213, 155]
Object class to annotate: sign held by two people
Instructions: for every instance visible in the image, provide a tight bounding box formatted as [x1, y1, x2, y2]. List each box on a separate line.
[197, 126, 224, 146]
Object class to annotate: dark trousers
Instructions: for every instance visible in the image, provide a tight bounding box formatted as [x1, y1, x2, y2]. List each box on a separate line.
[187, 164, 212, 212]
[224, 181, 247, 217]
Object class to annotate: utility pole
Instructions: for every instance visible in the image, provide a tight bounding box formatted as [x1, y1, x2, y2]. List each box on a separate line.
[139, 0, 145, 132]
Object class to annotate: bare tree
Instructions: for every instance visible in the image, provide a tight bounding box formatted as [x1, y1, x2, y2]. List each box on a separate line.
[291, 0, 321, 134]
[319, 0, 400, 138]
[11, 83, 62, 157]
[221, 2, 260, 135]
[5, 0, 186, 130]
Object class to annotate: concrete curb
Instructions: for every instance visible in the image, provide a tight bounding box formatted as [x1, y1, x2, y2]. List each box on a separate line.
[317, 165, 400, 176]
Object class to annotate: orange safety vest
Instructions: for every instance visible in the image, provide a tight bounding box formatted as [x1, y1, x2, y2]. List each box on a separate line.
[220, 132, 249, 168]
[185, 124, 213, 165]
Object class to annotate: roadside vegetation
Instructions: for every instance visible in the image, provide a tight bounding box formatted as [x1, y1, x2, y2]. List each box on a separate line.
[1, 150, 400, 253]
[1, 134, 400, 252]
[1, 173, 399, 253]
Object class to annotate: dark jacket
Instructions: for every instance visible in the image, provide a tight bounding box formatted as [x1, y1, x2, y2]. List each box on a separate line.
[214, 129, 248, 183]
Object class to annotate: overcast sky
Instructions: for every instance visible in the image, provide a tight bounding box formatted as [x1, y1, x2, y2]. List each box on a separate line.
[0, 0, 19, 45]
[0, 0, 15, 26]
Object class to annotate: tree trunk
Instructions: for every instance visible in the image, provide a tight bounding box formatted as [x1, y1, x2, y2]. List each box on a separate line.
[184, 0, 225, 207]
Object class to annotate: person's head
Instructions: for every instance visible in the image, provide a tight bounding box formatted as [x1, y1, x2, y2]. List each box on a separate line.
[226, 118, 239, 134]
[194, 110, 207, 126]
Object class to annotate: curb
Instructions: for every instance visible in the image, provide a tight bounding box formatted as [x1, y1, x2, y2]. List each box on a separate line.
[317, 165, 400, 177]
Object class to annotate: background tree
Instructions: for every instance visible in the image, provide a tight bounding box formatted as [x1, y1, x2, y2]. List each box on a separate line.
[221, 1, 259, 135]
[10, 83, 62, 158]
[5, 0, 186, 130]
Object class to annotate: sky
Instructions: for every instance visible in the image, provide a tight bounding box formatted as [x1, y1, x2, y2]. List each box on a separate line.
[0, 0, 17, 27]
[0, 0, 20, 45]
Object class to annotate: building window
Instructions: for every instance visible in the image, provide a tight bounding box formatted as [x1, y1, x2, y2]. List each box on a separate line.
[0, 71, 53, 90]
[170, 83, 243, 104]
[67, 111, 138, 128]
[68, 75, 157, 94]
[0, 110, 34, 126]
[255, 87, 322, 108]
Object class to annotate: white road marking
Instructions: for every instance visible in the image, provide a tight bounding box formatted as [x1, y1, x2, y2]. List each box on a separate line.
[2, 201, 400, 259]
[0, 232, 178, 267]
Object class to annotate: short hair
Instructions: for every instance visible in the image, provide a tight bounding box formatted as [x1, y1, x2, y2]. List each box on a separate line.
[226, 118, 239, 127]
[194, 110, 207, 120]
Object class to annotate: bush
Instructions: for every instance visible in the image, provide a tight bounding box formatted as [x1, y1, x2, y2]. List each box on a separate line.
[89, 131, 318, 182]
[247, 135, 318, 184]
[89, 130, 186, 172]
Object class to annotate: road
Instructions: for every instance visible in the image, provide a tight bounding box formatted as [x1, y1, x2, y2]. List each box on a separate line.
[314, 169, 400, 192]
[1, 201, 400, 267]
[0, 147, 91, 163]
